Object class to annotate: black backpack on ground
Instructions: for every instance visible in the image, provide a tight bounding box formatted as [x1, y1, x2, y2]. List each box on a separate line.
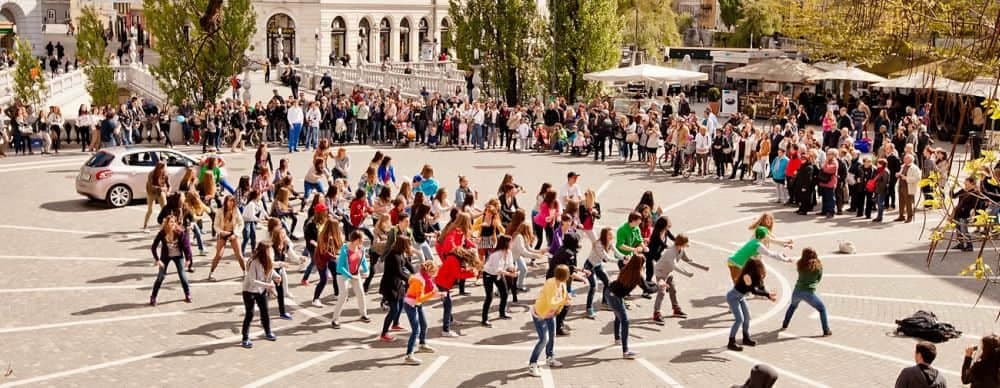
[895, 310, 962, 343]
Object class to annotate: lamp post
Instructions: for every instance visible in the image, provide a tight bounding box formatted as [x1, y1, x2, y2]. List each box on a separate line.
[314, 27, 321, 70]
[470, 48, 482, 102]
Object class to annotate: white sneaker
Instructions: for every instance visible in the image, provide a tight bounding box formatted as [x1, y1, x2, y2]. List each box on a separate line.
[546, 358, 562, 367]
[404, 354, 422, 365]
[527, 364, 541, 377]
[417, 344, 436, 353]
[311, 299, 323, 308]
[441, 330, 459, 338]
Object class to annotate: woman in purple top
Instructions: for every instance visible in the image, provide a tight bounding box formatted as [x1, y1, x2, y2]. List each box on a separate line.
[150, 215, 194, 306]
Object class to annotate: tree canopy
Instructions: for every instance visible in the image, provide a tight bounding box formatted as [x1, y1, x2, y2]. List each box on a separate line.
[12, 38, 47, 108]
[144, 0, 256, 106]
[618, 0, 682, 58]
[548, 0, 621, 102]
[77, 6, 117, 107]
[718, 0, 743, 32]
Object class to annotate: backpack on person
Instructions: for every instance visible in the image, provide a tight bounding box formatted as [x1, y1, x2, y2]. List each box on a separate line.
[895, 310, 962, 343]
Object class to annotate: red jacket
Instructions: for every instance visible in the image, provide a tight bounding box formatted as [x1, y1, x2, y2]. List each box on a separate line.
[434, 255, 476, 290]
[785, 155, 802, 178]
[435, 229, 473, 258]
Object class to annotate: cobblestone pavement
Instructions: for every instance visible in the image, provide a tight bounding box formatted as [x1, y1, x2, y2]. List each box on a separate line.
[0, 143, 996, 388]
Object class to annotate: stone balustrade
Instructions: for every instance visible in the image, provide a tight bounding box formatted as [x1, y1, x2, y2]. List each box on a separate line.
[310, 64, 465, 98]
[112, 65, 167, 105]
[0, 66, 87, 107]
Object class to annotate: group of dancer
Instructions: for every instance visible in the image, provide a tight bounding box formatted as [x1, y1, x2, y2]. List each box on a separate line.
[142, 143, 843, 376]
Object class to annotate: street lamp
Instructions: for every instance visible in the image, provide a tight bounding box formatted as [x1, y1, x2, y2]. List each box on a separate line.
[314, 27, 321, 70]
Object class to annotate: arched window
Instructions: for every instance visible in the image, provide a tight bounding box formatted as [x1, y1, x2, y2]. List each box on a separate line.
[330, 16, 346, 63]
[358, 18, 371, 62]
[266, 13, 295, 64]
[439, 17, 451, 56]
[399, 18, 411, 62]
[379, 17, 391, 62]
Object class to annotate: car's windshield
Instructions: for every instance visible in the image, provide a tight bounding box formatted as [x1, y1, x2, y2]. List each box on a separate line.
[85, 151, 115, 168]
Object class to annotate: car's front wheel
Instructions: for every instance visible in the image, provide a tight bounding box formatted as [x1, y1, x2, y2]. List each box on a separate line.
[106, 184, 133, 208]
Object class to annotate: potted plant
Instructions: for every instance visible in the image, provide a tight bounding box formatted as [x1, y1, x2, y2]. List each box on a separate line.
[707, 87, 722, 113]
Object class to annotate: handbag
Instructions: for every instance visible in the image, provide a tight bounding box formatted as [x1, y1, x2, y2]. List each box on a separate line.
[626, 132, 638, 143]
[865, 172, 881, 193]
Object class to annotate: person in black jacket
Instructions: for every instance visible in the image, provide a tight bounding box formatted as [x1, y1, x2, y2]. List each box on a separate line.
[606, 254, 657, 359]
[886, 147, 902, 209]
[379, 234, 415, 341]
[962, 334, 1000, 388]
[794, 153, 817, 215]
[952, 177, 981, 251]
[852, 157, 876, 218]
[726, 259, 776, 351]
[546, 233, 585, 336]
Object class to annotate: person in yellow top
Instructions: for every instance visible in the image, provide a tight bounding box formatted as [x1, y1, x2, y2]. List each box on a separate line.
[527, 264, 571, 377]
[402, 260, 439, 365]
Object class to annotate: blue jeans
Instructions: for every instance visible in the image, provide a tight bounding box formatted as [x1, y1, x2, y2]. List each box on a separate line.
[820, 186, 836, 215]
[876, 193, 887, 220]
[529, 315, 556, 364]
[313, 263, 338, 300]
[241, 221, 256, 255]
[288, 123, 302, 152]
[438, 285, 453, 332]
[607, 293, 629, 353]
[305, 125, 319, 149]
[782, 290, 830, 333]
[585, 261, 609, 310]
[303, 181, 326, 203]
[189, 224, 204, 253]
[151, 256, 190, 298]
[122, 127, 133, 145]
[472, 124, 483, 149]
[516, 257, 528, 289]
[381, 298, 403, 336]
[403, 303, 428, 355]
[418, 241, 435, 262]
[727, 288, 751, 338]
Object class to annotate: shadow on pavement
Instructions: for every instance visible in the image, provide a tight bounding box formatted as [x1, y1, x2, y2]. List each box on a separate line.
[456, 369, 537, 388]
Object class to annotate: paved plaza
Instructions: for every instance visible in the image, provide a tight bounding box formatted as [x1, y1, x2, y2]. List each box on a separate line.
[0, 145, 997, 387]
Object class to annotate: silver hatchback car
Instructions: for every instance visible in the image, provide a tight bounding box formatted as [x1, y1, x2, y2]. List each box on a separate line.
[76, 148, 223, 207]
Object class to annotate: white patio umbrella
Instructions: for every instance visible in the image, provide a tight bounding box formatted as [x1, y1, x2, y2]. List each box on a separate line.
[583, 64, 709, 83]
[872, 71, 957, 91]
[944, 77, 998, 98]
[808, 67, 887, 83]
[725, 58, 824, 83]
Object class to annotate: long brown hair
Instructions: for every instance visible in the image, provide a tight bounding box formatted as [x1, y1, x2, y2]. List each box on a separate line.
[598, 227, 613, 249]
[506, 209, 526, 233]
[750, 213, 775, 231]
[797, 247, 822, 272]
[439, 212, 473, 243]
[617, 256, 645, 288]
[150, 161, 167, 186]
[317, 219, 344, 256]
[252, 241, 274, 275]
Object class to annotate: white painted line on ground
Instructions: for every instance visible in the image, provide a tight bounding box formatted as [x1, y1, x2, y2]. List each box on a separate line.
[808, 312, 982, 340]
[0, 161, 88, 173]
[539, 365, 556, 388]
[0, 317, 307, 386]
[0, 311, 185, 334]
[636, 358, 684, 387]
[0, 255, 138, 262]
[408, 356, 450, 388]
[724, 350, 831, 388]
[823, 292, 1000, 310]
[826, 250, 930, 258]
[0, 224, 95, 235]
[824, 273, 974, 279]
[0, 281, 240, 294]
[686, 215, 759, 235]
[778, 332, 960, 377]
[595, 179, 613, 197]
[663, 187, 718, 212]
[242, 350, 348, 388]
[0, 157, 89, 168]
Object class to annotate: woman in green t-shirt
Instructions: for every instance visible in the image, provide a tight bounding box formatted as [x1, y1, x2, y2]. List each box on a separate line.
[780, 248, 832, 336]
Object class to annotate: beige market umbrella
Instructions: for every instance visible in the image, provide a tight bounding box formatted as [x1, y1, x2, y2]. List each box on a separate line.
[809, 67, 887, 83]
[583, 64, 709, 83]
[872, 71, 958, 92]
[725, 58, 824, 83]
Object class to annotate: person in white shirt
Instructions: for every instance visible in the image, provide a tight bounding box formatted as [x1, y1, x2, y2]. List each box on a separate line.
[517, 117, 531, 152]
[705, 109, 719, 138]
[304, 101, 322, 150]
[241, 191, 268, 256]
[240, 242, 281, 348]
[472, 102, 486, 150]
[481, 235, 517, 326]
[286, 100, 304, 153]
[694, 126, 712, 176]
[559, 172, 582, 208]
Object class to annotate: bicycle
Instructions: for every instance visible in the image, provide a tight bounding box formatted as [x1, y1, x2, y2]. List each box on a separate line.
[659, 144, 695, 178]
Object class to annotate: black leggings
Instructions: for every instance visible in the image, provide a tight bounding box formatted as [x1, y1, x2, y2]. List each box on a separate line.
[241, 291, 271, 341]
[482, 272, 509, 322]
[532, 223, 553, 250]
[363, 251, 380, 292]
[275, 268, 287, 316]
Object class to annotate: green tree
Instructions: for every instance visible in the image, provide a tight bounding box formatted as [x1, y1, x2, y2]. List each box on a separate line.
[617, 0, 681, 59]
[729, 0, 781, 48]
[450, 0, 546, 104]
[76, 6, 117, 107]
[718, 0, 743, 32]
[12, 38, 47, 108]
[550, 0, 621, 101]
[144, 0, 256, 106]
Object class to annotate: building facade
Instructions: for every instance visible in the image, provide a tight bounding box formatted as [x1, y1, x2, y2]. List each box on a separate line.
[253, 0, 453, 66]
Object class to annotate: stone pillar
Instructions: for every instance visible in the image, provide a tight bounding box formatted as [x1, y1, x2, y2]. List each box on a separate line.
[371, 25, 381, 64]
[389, 20, 400, 63]
[408, 18, 419, 63]
[345, 18, 359, 66]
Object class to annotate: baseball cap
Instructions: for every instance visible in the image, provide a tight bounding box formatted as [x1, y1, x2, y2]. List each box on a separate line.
[567, 172, 580, 178]
[314, 203, 328, 213]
